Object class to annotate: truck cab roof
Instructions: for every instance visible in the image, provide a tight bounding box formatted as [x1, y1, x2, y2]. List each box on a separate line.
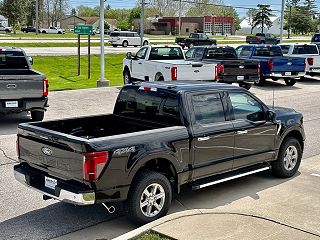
[0, 47, 23, 52]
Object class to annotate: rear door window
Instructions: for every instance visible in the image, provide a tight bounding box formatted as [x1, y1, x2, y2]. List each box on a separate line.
[254, 46, 282, 57]
[236, 46, 253, 58]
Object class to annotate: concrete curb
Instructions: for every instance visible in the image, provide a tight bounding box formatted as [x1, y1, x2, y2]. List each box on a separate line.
[112, 209, 320, 240]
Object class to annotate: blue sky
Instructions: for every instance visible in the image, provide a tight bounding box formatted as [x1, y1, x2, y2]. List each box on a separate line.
[70, 0, 317, 17]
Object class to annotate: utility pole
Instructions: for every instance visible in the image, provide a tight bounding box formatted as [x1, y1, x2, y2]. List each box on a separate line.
[140, 0, 145, 46]
[179, 0, 182, 36]
[288, 5, 292, 39]
[280, 0, 285, 43]
[97, 0, 109, 87]
[36, 0, 39, 35]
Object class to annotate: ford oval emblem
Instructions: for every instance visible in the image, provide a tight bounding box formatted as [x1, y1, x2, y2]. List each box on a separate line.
[42, 147, 52, 156]
[287, 62, 292, 65]
[239, 65, 244, 69]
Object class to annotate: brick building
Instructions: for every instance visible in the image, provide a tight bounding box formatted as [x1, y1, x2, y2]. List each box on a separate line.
[152, 16, 234, 35]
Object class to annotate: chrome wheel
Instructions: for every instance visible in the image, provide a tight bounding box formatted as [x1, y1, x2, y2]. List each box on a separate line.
[140, 183, 165, 218]
[284, 145, 298, 171]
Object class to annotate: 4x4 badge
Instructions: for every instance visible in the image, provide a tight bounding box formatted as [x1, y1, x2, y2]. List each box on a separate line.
[41, 147, 52, 156]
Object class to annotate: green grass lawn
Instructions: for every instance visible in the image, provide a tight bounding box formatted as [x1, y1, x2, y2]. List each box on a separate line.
[134, 231, 171, 240]
[1, 42, 110, 48]
[1, 32, 98, 39]
[33, 54, 125, 91]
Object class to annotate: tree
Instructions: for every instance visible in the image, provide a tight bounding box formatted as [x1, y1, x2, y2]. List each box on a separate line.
[76, 5, 99, 17]
[0, 0, 28, 32]
[246, 9, 258, 34]
[252, 4, 273, 33]
[147, 0, 180, 17]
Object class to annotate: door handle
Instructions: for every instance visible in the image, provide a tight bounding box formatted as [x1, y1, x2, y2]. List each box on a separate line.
[198, 136, 210, 141]
[237, 130, 248, 135]
[138, 62, 142, 65]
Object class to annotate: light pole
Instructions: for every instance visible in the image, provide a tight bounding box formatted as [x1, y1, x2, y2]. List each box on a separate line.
[280, 0, 285, 43]
[97, 0, 109, 87]
[140, 0, 145, 46]
[35, 0, 39, 35]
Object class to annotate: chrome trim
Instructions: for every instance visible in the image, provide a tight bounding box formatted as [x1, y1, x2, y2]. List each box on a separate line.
[266, 72, 305, 78]
[237, 130, 248, 135]
[198, 136, 210, 141]
[14, 170, 95, 205]
[196, 166, 271, 189]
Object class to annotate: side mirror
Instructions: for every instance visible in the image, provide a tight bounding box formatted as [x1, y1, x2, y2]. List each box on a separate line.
[126, 52, 132, 59]
[28, 56, 33, 65]
[266, 110, 276, 122]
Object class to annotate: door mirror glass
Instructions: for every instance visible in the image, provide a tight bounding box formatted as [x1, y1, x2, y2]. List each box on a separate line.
[28, 56, 33, 65]
[126, 52, 132, 59]
[266, 110, 277, 122]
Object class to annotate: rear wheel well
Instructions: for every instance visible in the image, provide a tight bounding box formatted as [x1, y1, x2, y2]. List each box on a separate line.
[123, 66, 130, 74]
[132, 158, 178, 193]
[282, 130, 304, 151]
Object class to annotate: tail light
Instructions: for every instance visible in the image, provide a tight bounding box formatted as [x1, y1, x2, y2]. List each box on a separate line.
[83, 151, 109, 181]
[256, 37, 259, 43]
[171, 67, 177, 81]
[16, 136, 20, 160]
[267, 60, 273, 70]
[215, 64, 224, 80]
[307, 57, 314, 66]
[43, 78, 49, 97]
[258, 63, 261, 73]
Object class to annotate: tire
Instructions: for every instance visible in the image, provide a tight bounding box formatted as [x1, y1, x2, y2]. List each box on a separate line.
[261, 41, 266, 44]
[42, 30, 47, 34]
[123, 70, 132, 85]
[127, 171, 172, 225]
[112, 45, 118, 48]
[5, 29, 10, 33]
[272, 137, 302, 178]
[155, 74, 164, 81]
[58, 31, 62, 34]
[31, 111, 44, 121]
[239, 82, 252, 90]
[143, 40, 149, 46]
[285, 78, 296, 86]
[122, 41, 128, 47]
[254, 75, 266, 86]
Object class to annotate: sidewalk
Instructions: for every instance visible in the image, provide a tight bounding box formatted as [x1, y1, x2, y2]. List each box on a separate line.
[114, 209, 320, 240]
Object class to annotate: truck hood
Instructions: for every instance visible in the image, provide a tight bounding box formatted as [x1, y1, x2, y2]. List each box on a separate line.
[269, 106, 303, 126]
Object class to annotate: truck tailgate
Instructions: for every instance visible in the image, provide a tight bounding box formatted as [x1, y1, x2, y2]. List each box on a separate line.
[18, 124, 86, 182]
[222, 60, 259, 76]
[0, 75, 44, 99]
[178, 62, 215, 81]
[272, 57, 305, 72]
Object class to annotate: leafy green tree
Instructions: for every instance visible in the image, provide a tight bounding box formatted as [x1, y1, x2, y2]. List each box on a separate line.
[76, 5, 99, 17]
[246, 9, 258, 34]
[252, 4, 273, 33]
[0, 0, 28, 32]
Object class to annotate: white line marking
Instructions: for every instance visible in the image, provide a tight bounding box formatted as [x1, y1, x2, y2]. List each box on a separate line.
[311, 173, 320, 177]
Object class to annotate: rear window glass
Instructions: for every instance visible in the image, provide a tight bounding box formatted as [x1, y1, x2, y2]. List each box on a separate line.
[149, 47, 184, 60]
[204, 47, 237, 59]
[0, 51, 29, 69]
[292, 45, 318, 54]
[114, 86, 181, 126]
[110, 32, 120, 37]
[279, 45, 290, 54]
[253, 46, 283, 57]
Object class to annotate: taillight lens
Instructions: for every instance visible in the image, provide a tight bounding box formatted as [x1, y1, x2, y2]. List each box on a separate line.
[307, 57, 314, 66]
[267, 60, 273, 70]
[83, 151, 108, 181]
[43, 78, 49, 97]
[258, 64, 261, 73]
[215, 64, 224, 80]
[171, 67, 177, 81]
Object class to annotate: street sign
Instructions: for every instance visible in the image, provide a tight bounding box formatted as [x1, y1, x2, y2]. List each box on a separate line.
[74, 25, 93, 35]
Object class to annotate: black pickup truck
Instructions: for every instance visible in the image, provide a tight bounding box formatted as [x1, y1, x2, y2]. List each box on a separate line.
[246, 33, 280, 45]
[14, 82, 305, 224]
[185, 46, 260, 90]
[176, 33, 217, 49]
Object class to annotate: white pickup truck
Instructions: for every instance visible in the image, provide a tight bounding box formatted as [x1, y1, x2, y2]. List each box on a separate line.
[123, 45, 220, 84]
[279, 43, 320, 76]
[40, 26, 65, 34]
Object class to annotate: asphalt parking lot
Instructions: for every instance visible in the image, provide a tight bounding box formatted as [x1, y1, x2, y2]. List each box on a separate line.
[1, 78, 320, 240]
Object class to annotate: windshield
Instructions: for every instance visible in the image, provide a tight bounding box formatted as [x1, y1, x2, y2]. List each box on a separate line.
[0, 51, 29, 69]
[149, 47, 184, 60]
[253, 46, 283, 57]
[203, 47, 237, 59]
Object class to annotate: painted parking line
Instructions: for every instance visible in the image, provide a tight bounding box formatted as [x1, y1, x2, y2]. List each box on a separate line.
[311, 173, 320, 177]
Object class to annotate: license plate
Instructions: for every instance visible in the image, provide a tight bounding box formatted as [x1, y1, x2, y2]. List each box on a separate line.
[237, 76, 245, 80]
[5, 101, 18, 108]
[285, 72, 291, 76]
[45, 176, 57, 190]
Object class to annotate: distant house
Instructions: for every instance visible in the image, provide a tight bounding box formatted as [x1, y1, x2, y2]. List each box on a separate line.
[0, 15, 8, 27]
[81, 17, 118, 30]
[60, 15, 87, 30]
[236, 16, 288, 35]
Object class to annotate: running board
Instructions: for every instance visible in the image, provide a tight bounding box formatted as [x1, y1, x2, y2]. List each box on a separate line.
[191, 166, 271, 190]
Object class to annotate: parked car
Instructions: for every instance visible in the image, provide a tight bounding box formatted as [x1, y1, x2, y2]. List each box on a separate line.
[175, 33, 217, 49]
[123, 45, 219, 84]
[21, 26, 37, 33]
[236, 45, 306, 86]
[185, 46, 260, 89]
[0, 25, 12, 33]
[246, 33, 280, 45]
[14, 81, 305, 224]
[0, 47, 49, 121]
[108, 31, 149, 47]
[311, 33, 320, 43]
[40, 26, 65, 34]
[279, 43, 320, 76]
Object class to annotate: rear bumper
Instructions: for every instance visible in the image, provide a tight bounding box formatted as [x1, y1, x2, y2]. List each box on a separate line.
[14, 164, 95, 205]
[308, 67, 320, 73]
[0, 97, 48, 113]
[218, 74, 259, 83]
[264, 72, 305, 78]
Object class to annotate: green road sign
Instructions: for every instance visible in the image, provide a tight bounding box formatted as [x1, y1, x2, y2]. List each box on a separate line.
[74, 25, 93, 35]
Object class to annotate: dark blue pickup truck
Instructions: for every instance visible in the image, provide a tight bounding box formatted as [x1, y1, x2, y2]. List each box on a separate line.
[236, 45, 306, 86]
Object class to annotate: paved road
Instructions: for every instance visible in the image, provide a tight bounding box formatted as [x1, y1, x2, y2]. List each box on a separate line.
[1, 79, 320, 239]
